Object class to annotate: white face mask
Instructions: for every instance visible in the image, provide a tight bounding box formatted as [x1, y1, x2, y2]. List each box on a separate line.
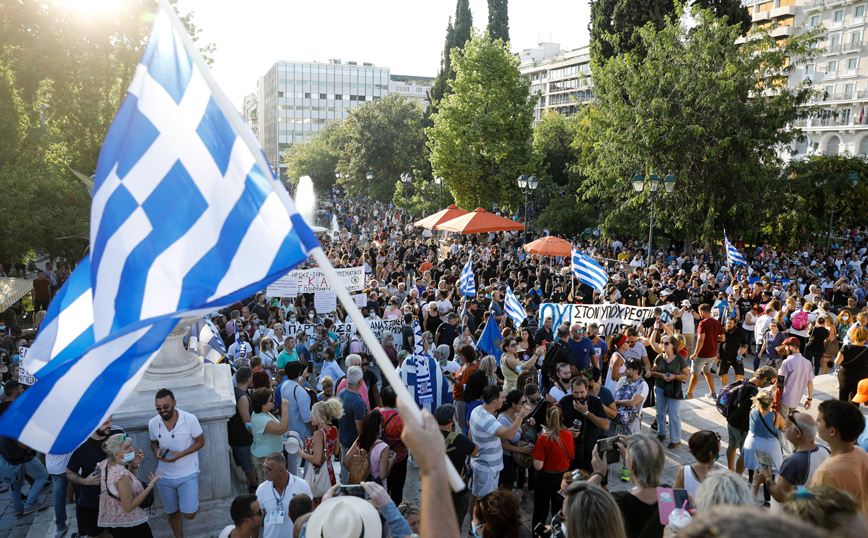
[122, 451, 136, 463]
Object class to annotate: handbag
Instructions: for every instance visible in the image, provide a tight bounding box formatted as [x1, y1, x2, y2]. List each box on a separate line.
[511, 439, 534, 469]
[344, 446, 370, 485]
[303, 460, 332, 497]
[663, 379, 683, 399]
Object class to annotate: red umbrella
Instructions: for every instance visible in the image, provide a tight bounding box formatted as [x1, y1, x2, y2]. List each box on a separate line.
[437, 208, 526, 234]
[522, 236, 572, 257]
[413, 205, 470, 230]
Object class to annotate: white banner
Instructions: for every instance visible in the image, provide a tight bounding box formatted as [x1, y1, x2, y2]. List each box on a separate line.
[539, 303, 673, 336]
[285, 317, 406, 353]
[315, 290, 337, 313]
[267, 266, 364, 297]
[18, 346, 36, 385]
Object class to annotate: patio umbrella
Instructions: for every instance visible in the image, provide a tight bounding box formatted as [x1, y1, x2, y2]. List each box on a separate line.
[0, 278, 33, 313]
[522, 236, 572, 257]
[437, 208, 526, 234]
[413, 205, 470, 230]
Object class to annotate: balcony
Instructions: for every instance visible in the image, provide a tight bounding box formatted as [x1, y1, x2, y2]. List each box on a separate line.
[822, 69, 840, 79]
[805, 0, 825, 7]
[752, 9, 772, 22]
[771, 25, 797, 37]
[825, 0, 845, 7]
[832, 19, 845, 29]
[845, 67, 859, 76]
[852, 15, 866, 25]
[825, 43, 843, 54]
[770, 5, 799, 17]
[842, 41, 866, 52]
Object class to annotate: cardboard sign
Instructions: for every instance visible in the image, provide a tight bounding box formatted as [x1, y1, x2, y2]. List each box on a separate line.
[18, 346, 37, 385]
[315, 290, 337, 314]
[353, 293, 367, 308]
[539, 303, 673, 336]
[266, 275, 298, 298]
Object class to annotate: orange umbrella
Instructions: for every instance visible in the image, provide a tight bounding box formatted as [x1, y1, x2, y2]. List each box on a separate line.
[437, 208, 526, 234]
[413, 205, 470, 230]
[522, 236, 572, 257]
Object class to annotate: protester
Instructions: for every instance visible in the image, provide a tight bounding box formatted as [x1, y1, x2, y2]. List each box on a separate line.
[219, 494, 263, 538]
[835, 326, 868, 401]
[280, 362, 314, 476]
[778, 337, 814, 418]
[674, 430, 721, 498]
[650, 334, 690, 448]
[229, 366, 257, 491]
[782, 485, 868, 538]
[254, 453, 312, 538]
[250, 388, 290, 482]
[435, 403, 475, 528]
[1, 436, 49, 518]
[472, 488, 521, 538]
[688, 304, 724, 401]
[531, 405, 574, 535]
[811, 399, 868, 516]
[67, 416, 124, 537]
[298, 399, 342, 507]
[97, 433, 161, 537]
[344, 410, 396, 486]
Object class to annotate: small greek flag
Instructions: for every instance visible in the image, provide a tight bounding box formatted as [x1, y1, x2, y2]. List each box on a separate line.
[459, 258, 476, 297]
[504, 286, 526, 326]
[724, 233, 747, 267]
[571, 246, 608, 294]
[0, 8, 319, 453]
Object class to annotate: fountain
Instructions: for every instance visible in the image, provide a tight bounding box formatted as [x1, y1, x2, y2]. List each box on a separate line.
[295, 175, 327, 232]
[330, 214, 341, 240]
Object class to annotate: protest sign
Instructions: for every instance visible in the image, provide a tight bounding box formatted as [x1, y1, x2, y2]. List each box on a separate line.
[266, 266, 364, 297]
[18, 347, 37, 385]
[539, 303, 674, 336]
[353, 294, 366, 308]
[284, 318, 406, 352]
[315, 290, 337, 313]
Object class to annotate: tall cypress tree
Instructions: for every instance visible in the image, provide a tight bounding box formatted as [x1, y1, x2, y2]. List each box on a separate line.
[452, 0, 473, 60]
[487, 0, 509, 43]
[426, 0, 473, 119]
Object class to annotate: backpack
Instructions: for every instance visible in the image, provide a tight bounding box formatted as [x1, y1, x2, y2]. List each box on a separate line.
[715, 379, 753, 418]
[445, 432, 471, 484]
[541, 340, 567, 380]
[791, 311, 809, 331]
[613, 377, 646, 425]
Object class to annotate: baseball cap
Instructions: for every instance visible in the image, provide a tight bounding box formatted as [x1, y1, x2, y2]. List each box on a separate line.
[854, 379, 868, 404]
[681, 300, 691, 307]
[782, 337, 800, 346]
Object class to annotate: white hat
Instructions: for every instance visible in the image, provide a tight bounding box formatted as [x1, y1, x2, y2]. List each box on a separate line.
[681, 300, 691, 307]
[611, 274, 622, 281]
[305, 496, 382, 538]
[283, 431, 302, 454]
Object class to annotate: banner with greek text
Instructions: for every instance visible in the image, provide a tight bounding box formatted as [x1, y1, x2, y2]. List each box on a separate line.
[539, 303, 674, 336]
[267, 266, 364, 297]
[284, 317, 407, 353]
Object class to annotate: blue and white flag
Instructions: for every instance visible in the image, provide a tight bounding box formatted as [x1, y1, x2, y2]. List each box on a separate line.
[504, 286, 526, 326]
[189, 317, 226, 364]
[398, 354, 452, 413]
[0, 8, 320, 453]
[410, 319, 433, 404]
[476, 315, 503, 364]
[459, 258, 476, 297]
[571, 246, 608, 294]
[412, 319, 424, 355]
[724, 234, 747, 267]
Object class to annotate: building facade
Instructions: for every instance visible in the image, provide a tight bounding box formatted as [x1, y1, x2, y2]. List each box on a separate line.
[388, 76, 434, 111]
[518, 43, 593, 122]
[745, 0, 868, 157]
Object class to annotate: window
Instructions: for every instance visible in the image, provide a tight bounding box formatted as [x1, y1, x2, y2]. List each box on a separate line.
[851, 32, 862, 42]
[831, 35, 841, 48]
[811, 15, 821, 27]
[826, 137, 840, 155]
[304, 93, 311, 99]
[848, 58, 859, 69]
[795, 137, 809, 156]
[757, 1, 773, 11]
[856, 5, 866, 17]
[834, 10, 845, 26]
[860, 137, 868, 154]
[825, 84, 835, 99]
[845, 82, 855, 97]
[828, 60, 838, 73]
[278, 91, 284, 97]
[806, 64, 815, 78]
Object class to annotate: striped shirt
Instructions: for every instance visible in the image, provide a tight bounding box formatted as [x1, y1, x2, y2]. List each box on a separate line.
[469, 406, 504, 471]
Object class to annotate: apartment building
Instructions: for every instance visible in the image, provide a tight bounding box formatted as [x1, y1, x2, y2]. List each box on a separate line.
[518, 43, 593, 122]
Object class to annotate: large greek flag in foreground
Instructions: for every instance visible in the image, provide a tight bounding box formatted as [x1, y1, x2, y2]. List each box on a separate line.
[0, 9, 320, 453]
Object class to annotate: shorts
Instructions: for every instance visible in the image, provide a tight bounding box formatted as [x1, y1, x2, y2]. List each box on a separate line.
[779, 405, 795, 419]
[727, 423, 748, 456]
[231, 445, 254, 473]
[692, 356, 715, 375]
[718, 358, 745, 377]
[470, 463, 500, 498]
[76, 504, 101, 537]
[156, 472, 199, 515]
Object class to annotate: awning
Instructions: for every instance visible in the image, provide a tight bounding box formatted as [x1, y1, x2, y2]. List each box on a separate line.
[437, 208, 526, 234]
[413, 205, 470, 230]
[0, 278, 33, 313]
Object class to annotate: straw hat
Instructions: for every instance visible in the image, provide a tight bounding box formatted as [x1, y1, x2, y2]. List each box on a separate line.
[305, 496, 381, 538]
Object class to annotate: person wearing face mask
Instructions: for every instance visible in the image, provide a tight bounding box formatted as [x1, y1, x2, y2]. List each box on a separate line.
[674, 430, 721, 497]
[546, 363, 573, 403]
[97, 434, 162, 536]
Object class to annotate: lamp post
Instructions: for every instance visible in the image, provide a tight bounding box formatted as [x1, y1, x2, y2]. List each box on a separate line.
[366, 171, 373, 200]
[517, 174, 540, 243]
[631, 173, 676, 268]
[825, 172, 860, 255]
[400, 172, 413, 212]
[434, 176, 443, 210]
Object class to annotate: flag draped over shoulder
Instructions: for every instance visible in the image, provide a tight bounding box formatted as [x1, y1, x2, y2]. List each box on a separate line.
[0, 9, 320, 453]
[724, 234, 747, 267]
[398, 354, 452, 413]
[571, 246, 608, 294]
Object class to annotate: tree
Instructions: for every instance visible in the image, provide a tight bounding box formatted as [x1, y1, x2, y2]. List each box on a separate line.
[282, 119, 345, 190]
[691, 0, 751, 34]
[771, 154, 868, 248]
[487, 0, 510, 44]
[0, 0, 211, 264]
[533, 112, 581, 187]
[428, 30, 539, 211]
[392, 178, 455, 216]
[426, 0, 473, 119]
[578, 6, 823, 242]
[534, 176, 597, 237]
[590, 0, 675, 63]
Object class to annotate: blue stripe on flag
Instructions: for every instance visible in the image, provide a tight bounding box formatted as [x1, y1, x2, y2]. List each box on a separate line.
[504, 286, 527, 326]
[724, 234, 747, 266]
[460, 258, 476, 297]
[571, 246, 608, 294]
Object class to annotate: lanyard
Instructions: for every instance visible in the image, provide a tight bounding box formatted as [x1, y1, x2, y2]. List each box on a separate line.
[272, 483, 287, 508]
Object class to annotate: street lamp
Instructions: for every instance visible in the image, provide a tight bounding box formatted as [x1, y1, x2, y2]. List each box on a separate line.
[434, 176, 443, 210]
[631, 173, 676, 267]
[366, 171, 373, 200]
[517, 174, 540, 242]
[400, 173, 413, 212]
[825, 172, 860, 255]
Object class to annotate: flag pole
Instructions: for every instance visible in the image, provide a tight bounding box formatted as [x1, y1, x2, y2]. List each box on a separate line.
[154, 0, 466, 492]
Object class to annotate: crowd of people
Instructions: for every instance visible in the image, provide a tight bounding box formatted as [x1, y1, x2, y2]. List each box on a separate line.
[2, 195, 868, 538]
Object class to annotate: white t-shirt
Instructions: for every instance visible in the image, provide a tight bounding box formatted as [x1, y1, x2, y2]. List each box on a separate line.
[548, 383, 569, 402]
[46, 452, 73, 475]
[256, 477, 313, 538]
[148, 409, 204, 478]
[218, 525, 234, 538]
[441, 360, 460, 392]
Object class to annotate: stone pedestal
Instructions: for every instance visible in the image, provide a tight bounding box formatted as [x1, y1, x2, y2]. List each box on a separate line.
[112, 317, 245, 538]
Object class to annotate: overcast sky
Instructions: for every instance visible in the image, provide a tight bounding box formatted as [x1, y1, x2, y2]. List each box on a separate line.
[176, 0, 591, 107]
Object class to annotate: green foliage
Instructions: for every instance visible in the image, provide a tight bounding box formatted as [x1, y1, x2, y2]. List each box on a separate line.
[453, 0, 473, 51]
[427, 30, 539, 212]
[579, 6, 824, 242]
[533, 112, 581, 186]
[590, 0, 676, 63]
[535, 177, 597, 237]
[427, 0, 474, 120]
[0, 0, 211, 264]
[589, 0, 620, 64]
[284, 94, 428, 201]
[487, 0, 510, 44]
[691, 0, 751, 34]
[770, 154, 868, 247]
[392, 179, 455, 216]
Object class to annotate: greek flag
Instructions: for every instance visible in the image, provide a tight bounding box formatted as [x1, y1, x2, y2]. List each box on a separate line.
[504, 286, 526, 326]
[724, 234, 747, 267]
[571, 246, 608, 294]
[0, 8, 320, 453]
[189, 318, 226, 364]
[459, 258, 476, 297]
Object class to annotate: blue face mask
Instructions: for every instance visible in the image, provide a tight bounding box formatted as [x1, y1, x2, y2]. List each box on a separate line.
[122, 451, 136, 463]
[471, 522, 483, 538]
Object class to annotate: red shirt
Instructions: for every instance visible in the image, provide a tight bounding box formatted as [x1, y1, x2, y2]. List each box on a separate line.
[697, 318, 724, 358]
[532, 430, 575, 472]
[453, 363, 478, 400]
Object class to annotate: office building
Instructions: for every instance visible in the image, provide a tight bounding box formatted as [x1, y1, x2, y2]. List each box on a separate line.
[518, 43, 593, 122]
[389, 75, 434, 111]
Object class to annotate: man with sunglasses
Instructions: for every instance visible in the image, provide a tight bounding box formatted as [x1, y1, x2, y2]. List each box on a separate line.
[219, 494, 264, 538]
[148, 388, 206, 538]
[255, 453, 311, 538]
[751, 412, 828, 509]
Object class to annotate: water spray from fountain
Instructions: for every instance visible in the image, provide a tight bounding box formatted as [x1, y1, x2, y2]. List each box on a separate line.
[294, 176, 326, 232]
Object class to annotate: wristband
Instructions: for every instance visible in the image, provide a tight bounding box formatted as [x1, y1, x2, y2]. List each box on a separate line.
[806, 398, 812, 400]
[591, 472, 605, 480]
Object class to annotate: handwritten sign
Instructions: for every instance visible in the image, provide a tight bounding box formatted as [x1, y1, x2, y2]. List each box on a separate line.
[18, 346, 37, 385]
[267, 266, 364, 298]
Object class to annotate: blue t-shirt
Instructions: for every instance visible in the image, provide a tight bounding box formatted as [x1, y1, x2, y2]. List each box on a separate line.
[568, 337, 597, 371]
[858, 415, 868, 453]
[597, 385, 615, 409]
[337, 389, 366, 448]
[590, 339, 608, 367]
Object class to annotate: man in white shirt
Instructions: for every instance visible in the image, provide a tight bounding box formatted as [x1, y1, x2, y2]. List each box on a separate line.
[255, 454, 312, 538]
[148, 388, 206, 538]
[218, 494, 264, 538]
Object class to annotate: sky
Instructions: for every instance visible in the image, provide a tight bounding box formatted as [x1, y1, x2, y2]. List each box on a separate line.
[176, 0, 592, 107]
